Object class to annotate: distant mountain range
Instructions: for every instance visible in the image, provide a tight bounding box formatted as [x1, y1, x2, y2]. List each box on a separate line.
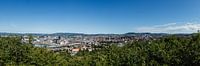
[0, 32, 192, 37]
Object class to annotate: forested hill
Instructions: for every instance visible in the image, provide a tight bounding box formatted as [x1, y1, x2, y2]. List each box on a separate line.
[0, 33, 200, 65]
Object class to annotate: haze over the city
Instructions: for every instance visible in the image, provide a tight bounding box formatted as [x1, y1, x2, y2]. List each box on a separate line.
[0, 0, 200, 34]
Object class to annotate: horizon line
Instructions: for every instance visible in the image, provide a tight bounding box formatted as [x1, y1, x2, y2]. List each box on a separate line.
[0, 31, 195, 35]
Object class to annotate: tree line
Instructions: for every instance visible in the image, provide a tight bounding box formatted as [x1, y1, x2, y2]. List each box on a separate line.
[0, 33, 200, 66]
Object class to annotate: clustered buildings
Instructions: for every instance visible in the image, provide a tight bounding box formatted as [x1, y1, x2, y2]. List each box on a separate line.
[21, 34, 155, 55]
[2, 31, 200, 55]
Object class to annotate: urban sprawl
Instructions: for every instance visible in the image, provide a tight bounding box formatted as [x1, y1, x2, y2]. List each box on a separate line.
[0, 32, 196, 55]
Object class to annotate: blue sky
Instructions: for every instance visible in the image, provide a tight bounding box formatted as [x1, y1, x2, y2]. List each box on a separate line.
[0, 0, 200, 34]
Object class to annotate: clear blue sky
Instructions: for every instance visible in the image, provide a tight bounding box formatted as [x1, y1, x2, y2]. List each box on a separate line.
[0, 0, 200, 34]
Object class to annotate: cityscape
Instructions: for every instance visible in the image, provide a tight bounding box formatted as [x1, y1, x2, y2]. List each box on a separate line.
[1, 0, 200, 65]
[0, 32, 195, 56]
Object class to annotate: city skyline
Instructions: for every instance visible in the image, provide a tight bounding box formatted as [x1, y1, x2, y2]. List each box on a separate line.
[0, 0, 200, 34]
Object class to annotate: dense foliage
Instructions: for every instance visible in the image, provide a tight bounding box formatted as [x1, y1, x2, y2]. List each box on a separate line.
[0, 37, 68, 65]
[0, 33, 200, 66]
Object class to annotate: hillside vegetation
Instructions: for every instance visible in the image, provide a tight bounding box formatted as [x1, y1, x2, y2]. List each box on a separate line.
[0, 33, 200, 66]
